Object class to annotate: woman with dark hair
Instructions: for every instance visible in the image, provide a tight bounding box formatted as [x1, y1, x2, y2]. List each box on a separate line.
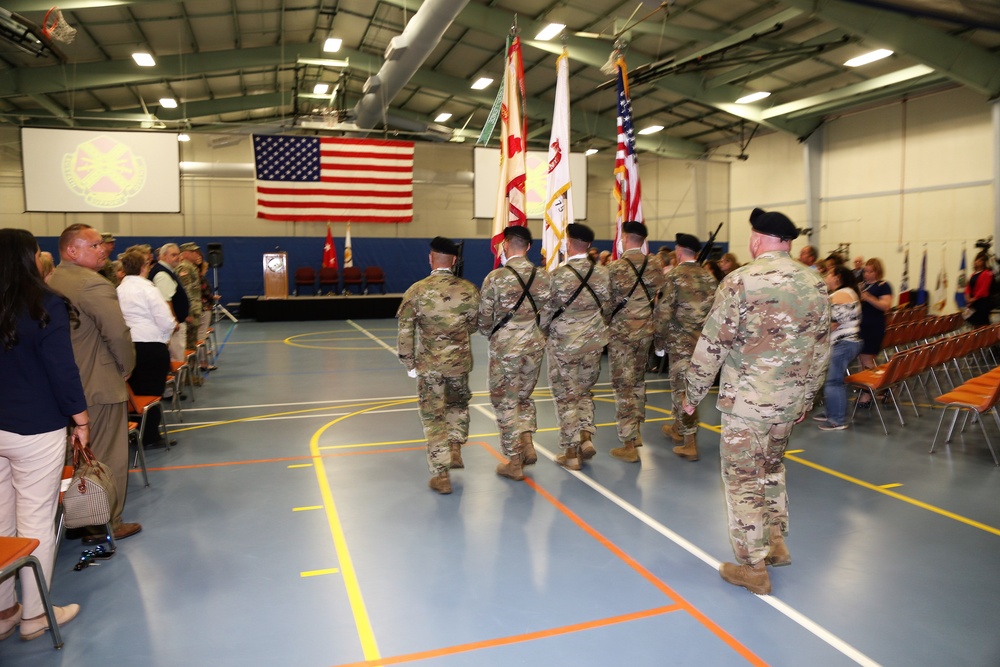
[117, 249, 176, 446]
[0, 228, 83, 641]
[964, 252, 993, 328]
[815, 266, 863, 430]
[704, 259, 725, 282]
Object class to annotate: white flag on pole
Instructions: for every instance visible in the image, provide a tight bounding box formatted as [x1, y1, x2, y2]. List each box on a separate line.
[543, 49, 573, 272]
[344, 222, 353, 268]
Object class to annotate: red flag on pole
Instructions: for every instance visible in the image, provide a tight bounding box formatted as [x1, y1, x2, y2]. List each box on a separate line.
[490, 34, 528, 268]
[322, 223, 338, 270]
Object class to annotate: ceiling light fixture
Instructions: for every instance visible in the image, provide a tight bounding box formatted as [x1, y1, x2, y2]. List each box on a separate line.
[637, 125, 664, 135]
[132, 52, 155, 67]
[844, 49, 893, 67]
[434, 112, 452, 123]
[585, 148, 598, 156]
[736, 91, 771, 104]
[535, 23, 565, 41]
[159, 98, 178, 109]
[177, 133, 190, 142]
[313, 83, 330, 95]
[471, 77, 493, 90]
[323, 37, 342, 53]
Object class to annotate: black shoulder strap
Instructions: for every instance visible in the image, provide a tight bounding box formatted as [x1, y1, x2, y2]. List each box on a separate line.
[552, 262, 598, 321]
[490, 265, 539, 336]
[609, 256, 650, 320]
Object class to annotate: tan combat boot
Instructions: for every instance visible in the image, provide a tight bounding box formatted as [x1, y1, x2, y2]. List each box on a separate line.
[428, 471, 452, 494]
[719, 561, 771, 595]
[765, 524, 791, 567]
[672, 433, 699, 461]
[450, 444, 464, 469]
[555, 445, 582, 471]
[580, 431, 597, 460]
[634, 431, 643, 447]
[662, 419, 684, 443]
[609, 438, 640, 463]
[520, 432, 537, 465]
[496, 451, 525, 480]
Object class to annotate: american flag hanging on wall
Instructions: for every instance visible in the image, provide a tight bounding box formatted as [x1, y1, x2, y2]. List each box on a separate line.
[253, 135, 414, 223]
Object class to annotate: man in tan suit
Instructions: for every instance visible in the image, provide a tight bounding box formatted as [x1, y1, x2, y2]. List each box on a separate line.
[49, 224, 142, 541]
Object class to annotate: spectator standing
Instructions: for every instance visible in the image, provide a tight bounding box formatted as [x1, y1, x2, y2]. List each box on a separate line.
[149, 243, 190, 363]
[814, 266, 863, 430]
[964, 252, 994, 328]
[857, 258, 893, 410]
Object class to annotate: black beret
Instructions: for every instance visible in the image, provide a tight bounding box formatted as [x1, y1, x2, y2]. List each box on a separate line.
[430, 236, 459, 256]
[566, 223, 594, 244]
[751, 211, 799, 241]
[504, 225, 532, 244]
[621, 220, 648, 239]
[674, 233, 701, 253]
[749, 207, 765, 224]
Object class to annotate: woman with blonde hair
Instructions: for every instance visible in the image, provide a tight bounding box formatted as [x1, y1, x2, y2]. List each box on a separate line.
[719, 252, 741, 277]
[857, 257, 893, 407]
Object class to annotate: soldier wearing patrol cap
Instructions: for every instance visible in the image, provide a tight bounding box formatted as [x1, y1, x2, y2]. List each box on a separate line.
[98, 232, 118, 285]
[682, 209, 830, 595]
[478, 225, 552, 481]
[540, 223, 610, 470]
[606, 220, 665, 463]
[177, 243, 203, 359]
[397, 236, 480, 494]
[654, 232, 717, 461]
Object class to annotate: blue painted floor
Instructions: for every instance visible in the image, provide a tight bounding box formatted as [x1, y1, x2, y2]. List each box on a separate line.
[4, 319, 1000, 666]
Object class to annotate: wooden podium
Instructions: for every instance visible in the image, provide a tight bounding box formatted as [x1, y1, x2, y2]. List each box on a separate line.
[262, 252, 288, 299]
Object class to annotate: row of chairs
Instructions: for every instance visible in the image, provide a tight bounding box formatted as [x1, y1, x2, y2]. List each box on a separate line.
[294, 266, 386, 296]
[885, 304, 928, 327]
[879, 313, 965, 357]
[847, 323, 1000, 443]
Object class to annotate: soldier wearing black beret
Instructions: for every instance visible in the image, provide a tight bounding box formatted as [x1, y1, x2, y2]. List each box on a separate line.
[621, 220, 648, 239]
[566, 223, 594, 244]
[675, 233, 701, 254]
[430, 236, 459, 256]
[750, 210, 800, 241]
[503, 225, 532, 244]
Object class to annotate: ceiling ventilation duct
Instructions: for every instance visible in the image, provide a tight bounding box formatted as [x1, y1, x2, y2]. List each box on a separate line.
[353, 0, 471, 129]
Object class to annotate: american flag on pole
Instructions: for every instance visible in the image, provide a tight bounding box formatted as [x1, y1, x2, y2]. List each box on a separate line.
[253, 135, 414, 223]
[490, 35, 528, 268]
[542, 49, 573, 272]
[613, 57, 643, 259]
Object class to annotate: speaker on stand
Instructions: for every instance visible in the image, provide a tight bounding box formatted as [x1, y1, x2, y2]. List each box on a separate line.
[206, 243, 238, 323]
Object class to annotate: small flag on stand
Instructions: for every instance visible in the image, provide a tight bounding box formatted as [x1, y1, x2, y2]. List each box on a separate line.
[933, 245, 948, 314]
[322, 223, 338, 270]
[956, 246, 967, 308]
[898, 246, 910, 307]
[915, 246, 928, 306]
[344, 222, 353, 268]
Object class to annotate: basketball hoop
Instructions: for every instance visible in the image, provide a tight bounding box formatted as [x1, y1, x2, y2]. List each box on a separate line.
[41, 7, 76, 44]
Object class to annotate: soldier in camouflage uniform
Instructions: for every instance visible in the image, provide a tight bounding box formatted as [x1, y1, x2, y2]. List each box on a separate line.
[683, 211, 830, 595]
[177, 243, 204, 367]
[606, 221, 664, 463]
[478, 225, 552, 481]
[397, 237, 480, 494]
[98, 232, 118, 285]
[540, 223, 609, 470]
[654, 233, 717, 461]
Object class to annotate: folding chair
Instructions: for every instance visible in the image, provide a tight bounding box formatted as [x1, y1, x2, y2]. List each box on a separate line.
[126, 384, 171, 450]
[0, 537, 64, 648]
[930, 373, 1000, 466]
[128, 420, 150, 487]
[847, 350, 912, 434]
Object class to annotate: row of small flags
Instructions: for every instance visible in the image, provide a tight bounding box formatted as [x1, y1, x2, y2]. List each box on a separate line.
[898, 244, 973, 313]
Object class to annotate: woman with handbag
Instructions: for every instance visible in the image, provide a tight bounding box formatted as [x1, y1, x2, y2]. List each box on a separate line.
[0, 229, 85, 641]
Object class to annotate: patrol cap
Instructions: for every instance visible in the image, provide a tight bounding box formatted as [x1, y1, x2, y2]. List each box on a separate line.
[751, 210, 800, 241]
[503, 225, 532, 244]
[621, 220, 648, 239]
[674, 233, 701, 253]
[179, 242, 201, 252]
[749, 207, 765, 224]
[100, 232, 116, 243]
[566, 223, 594, 244]
[430, 236, 459, 256]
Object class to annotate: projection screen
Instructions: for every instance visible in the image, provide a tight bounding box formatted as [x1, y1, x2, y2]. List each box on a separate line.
[21, 128, 181, 213]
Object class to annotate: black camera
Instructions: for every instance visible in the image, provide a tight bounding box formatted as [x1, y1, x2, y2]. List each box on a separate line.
[975, 236, 992, 250]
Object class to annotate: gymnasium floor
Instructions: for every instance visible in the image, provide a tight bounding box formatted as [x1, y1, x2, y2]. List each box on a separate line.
[4, 318, 1000, 667]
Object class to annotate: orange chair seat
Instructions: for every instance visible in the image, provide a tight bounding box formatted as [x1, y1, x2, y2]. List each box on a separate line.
[0, 536, 40, 565]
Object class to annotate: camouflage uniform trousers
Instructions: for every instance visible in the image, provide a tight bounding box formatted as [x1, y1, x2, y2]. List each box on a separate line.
[720, 413, 792, 565]
[488, 344, 544, 456]
[417, 372, 471, 474]
[547, 347, 603, 447]
[608, 331, 653, 442]
[668, 352, 699, 436]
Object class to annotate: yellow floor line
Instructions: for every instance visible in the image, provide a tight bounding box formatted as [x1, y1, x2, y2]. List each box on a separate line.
[294, 506, 323, 512]
[301, 568, 340, 578]
[784, 453, 1000, 537]
[879, 483, 904, 489]
[288, 463, 313, 468]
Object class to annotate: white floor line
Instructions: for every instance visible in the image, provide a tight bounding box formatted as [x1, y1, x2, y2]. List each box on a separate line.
[348, 319, 398, 355]
[470, 402, 880, 667]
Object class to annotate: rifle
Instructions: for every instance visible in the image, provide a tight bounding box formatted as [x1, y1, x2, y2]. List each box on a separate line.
[697, 222, 724, 265]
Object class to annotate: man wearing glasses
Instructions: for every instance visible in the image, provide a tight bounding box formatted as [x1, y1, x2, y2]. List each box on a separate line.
[50, 223, 142, 542]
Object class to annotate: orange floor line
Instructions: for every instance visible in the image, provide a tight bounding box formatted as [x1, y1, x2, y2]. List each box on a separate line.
[479, 442, 767, 667]
[330, 605, 681, 667]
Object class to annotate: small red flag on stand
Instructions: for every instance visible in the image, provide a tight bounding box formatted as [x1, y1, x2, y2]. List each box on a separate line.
[323, 223, 338, 269]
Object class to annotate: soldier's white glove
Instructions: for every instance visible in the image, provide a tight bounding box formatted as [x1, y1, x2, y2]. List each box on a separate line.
[655, 349, 665, 357]
[407, 368, 417, 379]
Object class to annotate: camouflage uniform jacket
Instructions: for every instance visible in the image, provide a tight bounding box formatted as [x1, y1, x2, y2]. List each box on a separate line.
[397, 268, 480, 376]
[654, 261, 718, 355]
[477, 255, 552, 352]
[685, 250, 831, 423]
[176, 260, 202, 317]
[608, 249, 665, 337]
[541, 255, 610, 355]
